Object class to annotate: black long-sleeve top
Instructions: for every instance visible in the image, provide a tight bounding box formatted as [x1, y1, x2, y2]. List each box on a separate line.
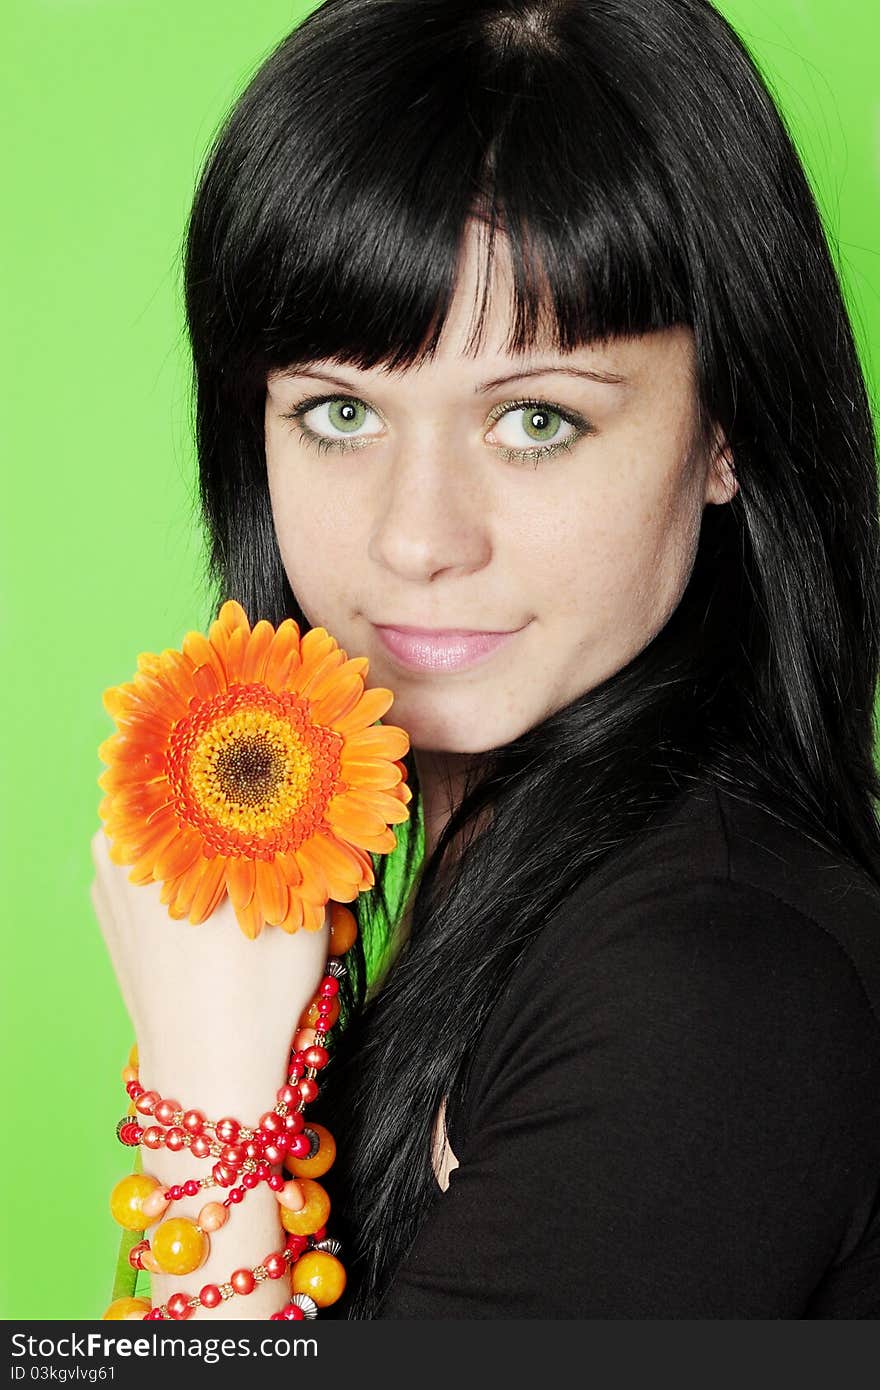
[376, 781, 880, 1317]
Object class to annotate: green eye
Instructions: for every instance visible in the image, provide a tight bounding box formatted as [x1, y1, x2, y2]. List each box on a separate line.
[326, 398, 367, 433]
[520, 406, 562, 442]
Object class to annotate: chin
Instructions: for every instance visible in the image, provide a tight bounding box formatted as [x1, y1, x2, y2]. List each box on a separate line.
[389, 699, 520, 757]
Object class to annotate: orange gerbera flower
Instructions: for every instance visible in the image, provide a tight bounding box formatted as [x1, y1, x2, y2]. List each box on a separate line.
[98, 600, 411, 939]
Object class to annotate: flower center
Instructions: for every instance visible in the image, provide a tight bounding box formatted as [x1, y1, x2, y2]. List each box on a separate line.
[166, 684, 344, 857]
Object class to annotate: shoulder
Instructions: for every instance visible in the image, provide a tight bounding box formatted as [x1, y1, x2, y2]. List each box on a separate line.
[458, 780, 880, 1133]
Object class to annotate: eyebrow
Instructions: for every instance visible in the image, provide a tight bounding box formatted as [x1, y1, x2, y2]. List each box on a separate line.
[275, 364, 628, 393]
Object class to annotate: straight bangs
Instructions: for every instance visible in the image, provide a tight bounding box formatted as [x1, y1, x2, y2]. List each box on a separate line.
[185, 0, 693, 401]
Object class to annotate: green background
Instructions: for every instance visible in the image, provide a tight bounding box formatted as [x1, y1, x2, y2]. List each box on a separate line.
[1, 1, 877, 1320]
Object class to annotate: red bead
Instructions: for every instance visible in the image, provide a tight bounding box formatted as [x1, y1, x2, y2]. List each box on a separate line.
[220, 1143, 246, 1168]
[228, 1187, 245, 1204]
[166, 1292, 194, 1320]
[282, 1305, 305, 1320]
[312, 1224, 327, 1242]
[241, 1173, 259, 1190]
[135, 1090, 159, 1116]
[255, 1161, 271, 1180]
[183, 1180, 200, 1197]
[126, 1080, 143, 1099]
[191, 1135, 212, 1160]
[165, 1127, 186, 1152]
[182, 1109, 205, 1135]
[320, 978, 339, 996]
[199, 1284, 222, 1309]
[142, 1126, 164, 1150]
[287, 1058, 306, 1080]
[212, 1162, 237, 1187]
[285, 1234, 308, 1259]
[298, 1079, 319, 1105]
[144, 1309, 165, 1320]
[316, 997, 334, 1014]
[167, 1185, 184, 1201]
[284, 1111, 305, 1134]
[128, 1240, 150, 1270]
[278, 1085, 299, 1107]
[230, 1268, 256, 1296]
[154, 1099, 180, 1127]
[286, 1134, 311, 1160]
[264, 1252, 288, 1280]
[303, 1046, 329, 1070]
[259, 1111, 285, 1137]
[118, 1121, 141, 1146]
[243, 1141, 261, 1161]
[263, 1142, 286, 1165]
[215, 1117, 241, 1144]
[268, 1174, 285, 1192]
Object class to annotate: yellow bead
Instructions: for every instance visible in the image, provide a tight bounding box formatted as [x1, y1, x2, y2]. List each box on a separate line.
[328, 902, 357, 955]
[102, 1296, 152, 1320]
[279, 1178, 331, 1235]
[151, 1216, 209, 1275]
[285, 1122, 336, 1178]
[299, 997, 340, 1029]
[291, 1251, 346, 1307]
[109, 1174, 161, 1231]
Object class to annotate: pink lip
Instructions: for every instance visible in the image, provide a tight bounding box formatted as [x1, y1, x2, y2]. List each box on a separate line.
[372, 623, 523, 672]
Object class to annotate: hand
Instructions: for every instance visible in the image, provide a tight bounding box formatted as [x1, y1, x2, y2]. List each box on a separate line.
[90, 826, 330, 1114]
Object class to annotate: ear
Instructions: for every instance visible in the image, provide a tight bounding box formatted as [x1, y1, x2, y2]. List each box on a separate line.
[704, 429, 738, 507]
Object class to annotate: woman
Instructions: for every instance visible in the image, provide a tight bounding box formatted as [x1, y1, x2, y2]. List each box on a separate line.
[92, 0, 880, 1318]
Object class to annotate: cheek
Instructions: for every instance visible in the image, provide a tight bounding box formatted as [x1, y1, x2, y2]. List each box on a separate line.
[266, 457, 374, 635]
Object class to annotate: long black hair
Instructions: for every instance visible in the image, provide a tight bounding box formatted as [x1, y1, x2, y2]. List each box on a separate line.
[181, 0, 880, 1315]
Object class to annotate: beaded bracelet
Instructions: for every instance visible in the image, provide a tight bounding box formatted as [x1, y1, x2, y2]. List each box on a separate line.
[104, 902, 357, 1320]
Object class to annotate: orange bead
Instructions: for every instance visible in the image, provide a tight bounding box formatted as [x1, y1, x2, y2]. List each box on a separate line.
[328, 902, 357, 955]
[102, 1296, 152, 1320]
[276, 1179, 306, 1212]
[150, 1217, 209, 1275]
[110, 1174, 162, 1231]
[141, 1249, 162, 1275]
[279, 1178, 331, 1235]
[120, 1064, 138, 1084]
[291, 1251, 347, 1307]
[293, 1027, 317, 1051]
[197, 1201, 229, 1232]
[285, 1123, 336, 1179]
[299, 996, 340, 1030]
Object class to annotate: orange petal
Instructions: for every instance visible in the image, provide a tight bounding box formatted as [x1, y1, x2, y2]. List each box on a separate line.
[299, 897, 327, 932]
[341, 723, 410, 761]
[255, 857, 289, 926]
[296, 648, 346, 699]
[346, 788, 411, 825]
[241, 620, 276, 683]
[326, 797, 392, 840]
[332, 686, 395, 735]
[188, 854, 228, 924]
[217, 599, 252, 637]
[300, 626, 338, 664]
[182, 631, 227, 689]
[234, 895, 265, 940]
[263, 619, 302, 691]
[192, 663, 222, 702]
[276, 850, 304, 889]
[153, 829, 203, 882]
[278, 895, 305, 933]
[226, 855, 256, 911]
[337, 758, 403, 790]
[294, 840, 331, 904]
[224, 625, 249, 683]
[167, 853, 213, 918]
[310, 669, 365, 726]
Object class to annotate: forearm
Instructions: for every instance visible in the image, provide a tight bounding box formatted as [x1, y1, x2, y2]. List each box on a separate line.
[135, 1046, 294, 1320]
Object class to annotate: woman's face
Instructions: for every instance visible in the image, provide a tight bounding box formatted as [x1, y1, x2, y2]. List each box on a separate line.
[264, 223, 736, 755]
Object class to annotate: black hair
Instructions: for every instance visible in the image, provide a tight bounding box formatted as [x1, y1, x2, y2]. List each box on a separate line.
[182, 0, 880, 1315]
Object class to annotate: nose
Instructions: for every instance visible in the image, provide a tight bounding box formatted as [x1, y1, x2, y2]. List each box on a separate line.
[367, 432, 492, 583]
